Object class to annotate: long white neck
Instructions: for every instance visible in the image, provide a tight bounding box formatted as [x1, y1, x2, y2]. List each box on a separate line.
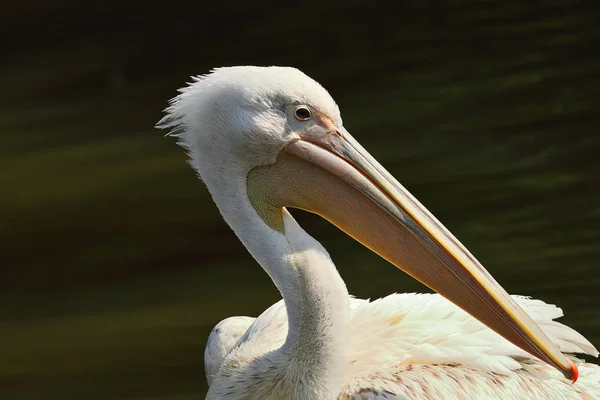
[205, 171, 350, 398]
[279, 210, 350, 381]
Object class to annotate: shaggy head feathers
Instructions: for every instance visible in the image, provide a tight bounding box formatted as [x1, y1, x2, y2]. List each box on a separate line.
[156, 66, 341, 181]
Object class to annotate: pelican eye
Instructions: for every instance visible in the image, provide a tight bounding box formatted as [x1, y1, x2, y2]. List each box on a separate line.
[294, 106, 312, 121]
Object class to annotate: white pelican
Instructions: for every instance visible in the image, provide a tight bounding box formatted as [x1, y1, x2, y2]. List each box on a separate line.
[157, 66, 599, 399]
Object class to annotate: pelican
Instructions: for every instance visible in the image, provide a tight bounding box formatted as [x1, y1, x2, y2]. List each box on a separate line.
[157, 66, 599, 399]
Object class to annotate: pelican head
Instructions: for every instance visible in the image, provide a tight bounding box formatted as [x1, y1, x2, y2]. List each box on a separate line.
[158, 66, 339, 183]
[157, 66, 577, 382]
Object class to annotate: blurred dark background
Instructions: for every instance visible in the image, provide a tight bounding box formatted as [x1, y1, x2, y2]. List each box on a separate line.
[1, 1, 599, 398]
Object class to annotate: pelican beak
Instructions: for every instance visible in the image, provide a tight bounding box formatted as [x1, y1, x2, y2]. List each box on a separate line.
[278, 127, 577, 382]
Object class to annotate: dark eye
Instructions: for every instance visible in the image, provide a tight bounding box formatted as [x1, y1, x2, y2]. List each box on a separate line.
[294, 106, 312, 121]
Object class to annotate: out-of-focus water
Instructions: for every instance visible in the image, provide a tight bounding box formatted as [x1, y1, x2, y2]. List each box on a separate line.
[1, 2, 599, 399]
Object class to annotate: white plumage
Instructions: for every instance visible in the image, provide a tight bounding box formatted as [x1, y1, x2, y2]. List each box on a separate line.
[204, 316, 255, 386]
[206, 294, 600, 399]
[158, 66, 600, 399]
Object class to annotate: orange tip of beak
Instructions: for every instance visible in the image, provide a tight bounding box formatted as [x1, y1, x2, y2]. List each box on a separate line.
[568, 359, 579, 384]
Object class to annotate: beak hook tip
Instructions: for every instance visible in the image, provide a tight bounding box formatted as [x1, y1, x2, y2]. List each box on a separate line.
[568, 359, 579, 384]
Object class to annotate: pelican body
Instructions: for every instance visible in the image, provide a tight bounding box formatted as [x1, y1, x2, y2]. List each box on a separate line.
[157, 66, 599, 399]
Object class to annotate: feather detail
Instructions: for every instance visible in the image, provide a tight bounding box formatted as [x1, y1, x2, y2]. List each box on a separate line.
[207, 293, 600, 399]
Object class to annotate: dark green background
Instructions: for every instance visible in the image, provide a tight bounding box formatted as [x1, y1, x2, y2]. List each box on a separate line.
[1, 1, 599, 398]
